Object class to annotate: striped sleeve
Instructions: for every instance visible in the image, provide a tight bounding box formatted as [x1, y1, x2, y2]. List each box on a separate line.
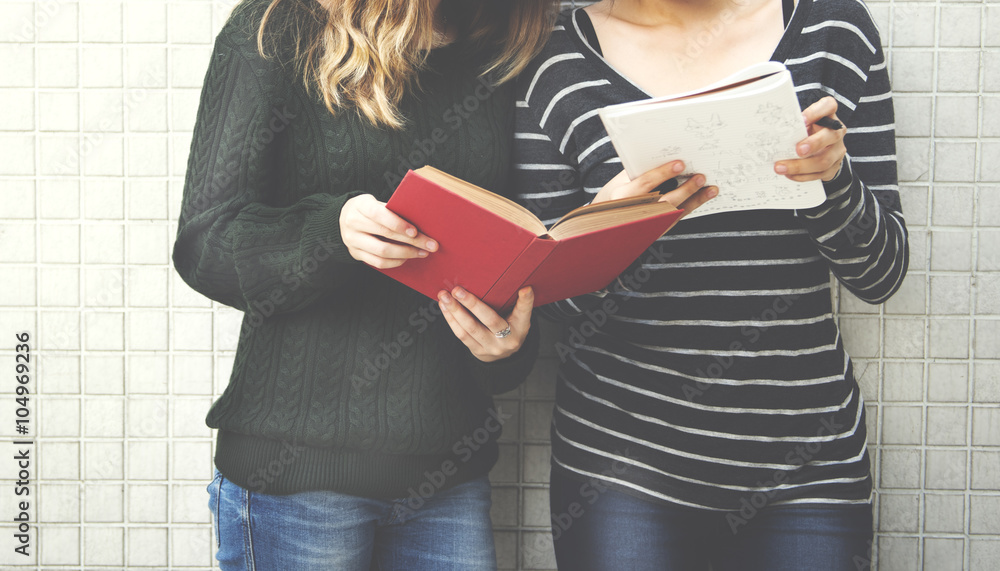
[794, 32, 908, 304]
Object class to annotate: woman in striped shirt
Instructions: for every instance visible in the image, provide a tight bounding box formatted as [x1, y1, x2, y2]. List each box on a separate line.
[513, 0, 907, 569]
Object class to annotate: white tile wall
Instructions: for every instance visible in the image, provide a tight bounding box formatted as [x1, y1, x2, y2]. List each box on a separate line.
[0, 0, 996, 569]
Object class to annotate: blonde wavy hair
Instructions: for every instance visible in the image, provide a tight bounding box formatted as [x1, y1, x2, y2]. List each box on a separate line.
[255, 0, 559, 129]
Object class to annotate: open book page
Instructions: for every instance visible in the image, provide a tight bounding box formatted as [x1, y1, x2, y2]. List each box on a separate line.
[415, 166, 679, 238]
[416, 166, 549, 235]
[599, 63, 825, 218]
[548, 195, 678, 240]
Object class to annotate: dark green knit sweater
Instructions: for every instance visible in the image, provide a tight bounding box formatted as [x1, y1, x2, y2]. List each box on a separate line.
[173, 0, 539, 497]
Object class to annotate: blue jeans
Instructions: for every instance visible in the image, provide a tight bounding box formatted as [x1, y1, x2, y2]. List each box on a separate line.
[549, 468, 872, 571]
[207, 470, 497, 571]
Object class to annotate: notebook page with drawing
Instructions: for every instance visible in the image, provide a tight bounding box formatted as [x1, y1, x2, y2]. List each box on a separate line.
[598, 61, 825, 219]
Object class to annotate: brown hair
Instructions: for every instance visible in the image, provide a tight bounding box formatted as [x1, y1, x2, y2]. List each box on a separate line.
[256, 0, 559, 128]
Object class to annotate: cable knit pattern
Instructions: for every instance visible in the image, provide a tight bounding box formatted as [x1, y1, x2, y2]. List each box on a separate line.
[173, 0, 540, 497]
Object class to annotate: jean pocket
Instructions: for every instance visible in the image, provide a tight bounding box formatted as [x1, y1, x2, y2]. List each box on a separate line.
[207, 470, 223, 549]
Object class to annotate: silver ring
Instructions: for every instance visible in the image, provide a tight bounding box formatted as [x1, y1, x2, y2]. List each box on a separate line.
[494, 324, 512, 338]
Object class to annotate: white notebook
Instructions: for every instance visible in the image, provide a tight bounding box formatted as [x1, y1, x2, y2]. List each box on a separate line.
[598, 61, 825, 218]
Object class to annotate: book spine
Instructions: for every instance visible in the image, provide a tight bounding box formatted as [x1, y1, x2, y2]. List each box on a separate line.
[483, 237, 559, 312]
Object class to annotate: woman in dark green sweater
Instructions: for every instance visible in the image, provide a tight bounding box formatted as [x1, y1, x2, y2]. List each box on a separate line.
[172, 0, 559, 568]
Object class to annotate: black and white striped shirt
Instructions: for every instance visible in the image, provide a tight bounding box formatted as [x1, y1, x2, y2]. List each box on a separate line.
[513, 0, 908, 511]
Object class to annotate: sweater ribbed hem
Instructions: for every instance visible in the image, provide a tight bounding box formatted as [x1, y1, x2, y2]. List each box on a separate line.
[214, 429, 499, 499]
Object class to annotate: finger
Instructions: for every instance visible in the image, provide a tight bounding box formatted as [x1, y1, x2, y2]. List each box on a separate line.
[349, 233, 429, 266]
[805, 114, 844, 137]
[349, 248, 408, 269]
[630, 161, 686, 194]
[597, 162, 687, 204]
[778, 161, 825, 180]
[777, 140, 844, 176]
[358, 198, 439, 252]
[450, 287, 511, 345]
[438, 293, 486, 353]
[777, 144, 843, 179]
[354, 195, 417, 238]
[673, 185, 718, 216]
[787, 158, 844, 183]
[794, 125, 844, 158]
[659, 173, 706, 207]
[801, 96, 839, 126]
[505, 287, 535, 333]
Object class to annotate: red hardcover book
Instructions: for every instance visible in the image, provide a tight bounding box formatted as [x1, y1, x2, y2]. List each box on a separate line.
[376, 167, 684, 312]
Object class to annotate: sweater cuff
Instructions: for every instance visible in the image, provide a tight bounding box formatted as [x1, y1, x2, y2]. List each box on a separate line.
[301, 191, 365, 265]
